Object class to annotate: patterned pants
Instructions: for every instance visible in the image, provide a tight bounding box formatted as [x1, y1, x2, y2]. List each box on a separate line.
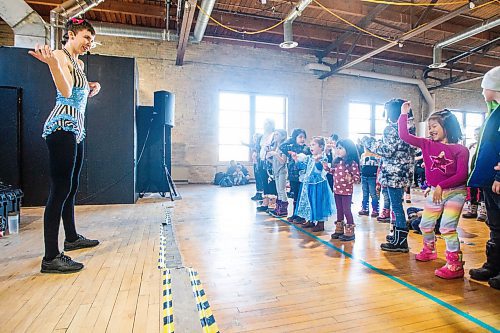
[420, 187, 466, 252]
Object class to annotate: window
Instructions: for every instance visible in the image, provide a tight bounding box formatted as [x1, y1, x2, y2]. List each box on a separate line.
[348, 102, 385, 142]
[218, 92, 287, 162]
[451, 110, 485, 146]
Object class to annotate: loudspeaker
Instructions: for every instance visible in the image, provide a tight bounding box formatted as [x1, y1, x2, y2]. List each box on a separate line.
[136, 106, 171, 194]
[154, 90, 175, 127]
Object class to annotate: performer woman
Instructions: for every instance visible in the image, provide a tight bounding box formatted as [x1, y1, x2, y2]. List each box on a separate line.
[29, 18, 100, 273]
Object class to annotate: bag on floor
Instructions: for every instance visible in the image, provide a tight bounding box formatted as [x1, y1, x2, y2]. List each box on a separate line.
[213, 172, 226, 185]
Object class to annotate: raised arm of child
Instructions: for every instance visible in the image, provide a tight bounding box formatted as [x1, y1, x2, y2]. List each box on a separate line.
[398, 101, 425, 148]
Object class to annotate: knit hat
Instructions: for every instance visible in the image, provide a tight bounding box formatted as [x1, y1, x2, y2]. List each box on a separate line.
[481, 66, 500, 91]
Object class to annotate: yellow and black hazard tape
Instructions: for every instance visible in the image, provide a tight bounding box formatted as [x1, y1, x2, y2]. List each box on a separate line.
[187, 268, 220, 333]
[162, 269, 174, 333]
[158, 226, 166, 269]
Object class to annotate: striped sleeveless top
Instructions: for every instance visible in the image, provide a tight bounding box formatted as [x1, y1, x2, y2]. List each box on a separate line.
[42, 48, 90, 143]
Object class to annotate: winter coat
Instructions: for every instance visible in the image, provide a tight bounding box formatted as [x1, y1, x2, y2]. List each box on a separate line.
[361, 123, 415, 188]
[468, 105, 500, 188]
[280, 141, 311, 182]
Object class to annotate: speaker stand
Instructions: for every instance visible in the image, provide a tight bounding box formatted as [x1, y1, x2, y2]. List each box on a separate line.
[138, 124, 181, 201]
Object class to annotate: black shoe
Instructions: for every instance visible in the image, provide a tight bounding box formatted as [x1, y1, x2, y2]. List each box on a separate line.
[41, 252, 84, 274]
[256, 205, 268, 212]
[489, 274, 500, 290]
[64, 234, 100, 251]
[251, 193, 263, 201]
[470, 240, 500, 281]
[381, 228, 409, 253]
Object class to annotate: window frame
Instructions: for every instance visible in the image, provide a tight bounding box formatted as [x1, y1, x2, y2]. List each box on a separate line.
[218, 91, 288, 162]
[449, 109, 486, 146]
[348, 102, 385, 141]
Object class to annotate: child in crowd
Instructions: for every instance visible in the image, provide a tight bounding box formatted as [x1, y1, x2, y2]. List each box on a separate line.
[468, 67, 500, 289]
[291, 137, 334, 232]
[325, 139, 360, 241]
[361, 99, 415, 252]
[256, 119, 278, 212]
[325, 134, 339, 192]
[358, 146, 380, 218]
[413, 149, 426, 188]
[281, 129, 310, 223]
[249, 133, 264, 201]
[377, 172, 392, 223]
[268, 129, 288, 217]
[399, 102, 469, 279]
[463, 127, 486, 221]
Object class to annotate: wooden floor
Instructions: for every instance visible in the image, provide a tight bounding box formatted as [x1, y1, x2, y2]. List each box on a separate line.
[0, 184, 499, 332]
[174, 184, 500, 333]
[0, 200, 165, 333]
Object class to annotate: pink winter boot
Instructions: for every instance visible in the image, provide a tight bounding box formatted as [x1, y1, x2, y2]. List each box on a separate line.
[415, 240, 437, 262]
[435, 251, 465, 279]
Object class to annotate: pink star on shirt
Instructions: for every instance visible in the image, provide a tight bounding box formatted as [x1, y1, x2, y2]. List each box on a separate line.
[429, 151, 453, 173]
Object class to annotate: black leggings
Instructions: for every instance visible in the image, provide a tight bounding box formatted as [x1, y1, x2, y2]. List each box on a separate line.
[44, 131, 83, 260]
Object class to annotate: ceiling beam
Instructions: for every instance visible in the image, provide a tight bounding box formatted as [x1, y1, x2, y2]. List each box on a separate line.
[176, 0, 197, 66]
[26, 0, 166, 18]
[317, 3, 389, 59]
[319, 0, 493, 79]
[412, 0, 438, 29]
[214, 1, 495, 42]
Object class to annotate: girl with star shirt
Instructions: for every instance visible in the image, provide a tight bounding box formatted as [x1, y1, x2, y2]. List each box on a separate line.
[399, 102, 469, 280]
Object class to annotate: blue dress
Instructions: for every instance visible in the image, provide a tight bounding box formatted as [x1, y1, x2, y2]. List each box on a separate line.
[294, 155, 335, 221]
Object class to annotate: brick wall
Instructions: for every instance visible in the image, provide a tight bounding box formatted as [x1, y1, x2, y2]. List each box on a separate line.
[1, 25, 487, 183]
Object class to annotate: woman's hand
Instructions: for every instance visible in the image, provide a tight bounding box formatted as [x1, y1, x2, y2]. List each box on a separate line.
[289, 151, 298, 161]
[89, 82, 101, 97]
[424, 187, 431, 198]
[432, 185, 443, 204]
[401, 101, 411, 115]
[28, 44, 59, 68]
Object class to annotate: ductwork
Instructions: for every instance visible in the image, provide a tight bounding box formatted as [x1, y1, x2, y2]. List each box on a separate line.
[339, 69, 435, 116]
[430, 16, 500, 68]
[0, 0, 47, 47]
[50, 0, 106, 49]
[280, 21, 298, 49]
[279, 0, 313, 49]
[91, 21, 177, 41]
[193, 0, 216, 43]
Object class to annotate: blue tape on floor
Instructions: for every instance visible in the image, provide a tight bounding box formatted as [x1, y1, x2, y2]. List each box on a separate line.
[275, 216, 499, 333]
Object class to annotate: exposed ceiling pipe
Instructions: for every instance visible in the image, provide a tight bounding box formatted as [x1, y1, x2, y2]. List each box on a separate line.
[279, 0, 313, 49]
[50, 0, 106, 50]
[0, 0, 47, 47]
[280, 21, 297, 49]
[339, 69, 435, 116]
[193, 0, 216, 43]
[91, 21, 178, 41]
[321, 0, 490, 78]
[429, 16, 500, 68]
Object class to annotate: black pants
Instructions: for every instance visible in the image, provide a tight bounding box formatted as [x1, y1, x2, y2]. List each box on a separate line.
[253, 163, 263, 192]
[414, 166, 425, 186]
[44, 131, 83, 260]
[470, 187, 484, 206]
[326, 174, 334, 192]
[483, 187, 500, 240]
[258, 161, 277, 196]
[289, 180, 301, 215]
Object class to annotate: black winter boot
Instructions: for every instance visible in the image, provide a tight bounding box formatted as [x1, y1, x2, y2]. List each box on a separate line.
[381, 227, 409, 253]
[470, 240, 500, 281]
